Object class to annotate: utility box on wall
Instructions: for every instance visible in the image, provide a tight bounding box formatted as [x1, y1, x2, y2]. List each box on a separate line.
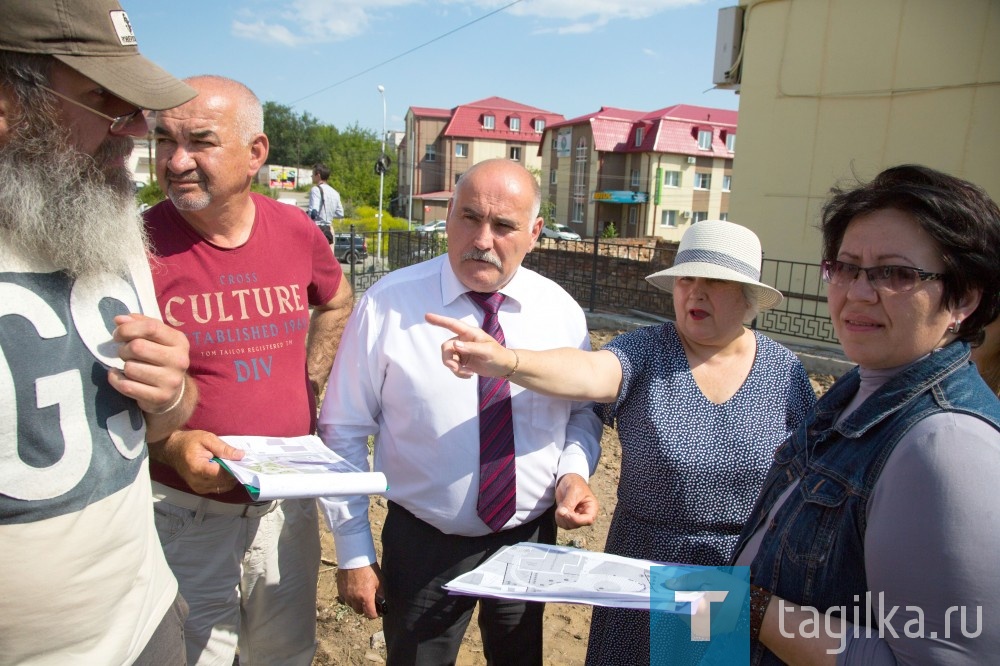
[713, 5, 744, 89]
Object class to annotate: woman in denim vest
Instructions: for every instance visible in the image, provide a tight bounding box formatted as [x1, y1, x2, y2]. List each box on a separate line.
[733, 165, 1000, 664]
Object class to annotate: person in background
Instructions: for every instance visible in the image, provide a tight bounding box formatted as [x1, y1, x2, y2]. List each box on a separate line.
[145, 75, 353, 665]
[319, 158, 602, 665]
[431, 219, 816, 665]
[0, 0, 196, 663]
[308, 162, 344, 225]
[733, 164, 1000, 664]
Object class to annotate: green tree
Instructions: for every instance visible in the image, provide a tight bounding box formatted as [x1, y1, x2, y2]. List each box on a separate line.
[262, 102, 327, 166]
[539, 199, 555, 224]
[325, 123, 398, 210]
[262, 105, 398, 210]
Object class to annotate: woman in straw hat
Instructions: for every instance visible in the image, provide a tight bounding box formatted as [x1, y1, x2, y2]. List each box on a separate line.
[428, 219, 815, 665]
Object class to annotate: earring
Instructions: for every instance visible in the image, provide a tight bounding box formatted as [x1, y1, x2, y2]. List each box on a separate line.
[947, 319, 963, 333]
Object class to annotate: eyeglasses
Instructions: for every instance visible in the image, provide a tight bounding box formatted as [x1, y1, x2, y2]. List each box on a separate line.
[821, 260, 945, 293]
[36, 83, 146, 133]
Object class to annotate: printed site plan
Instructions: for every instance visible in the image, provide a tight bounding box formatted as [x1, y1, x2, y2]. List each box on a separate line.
[445, 542, 697, 611]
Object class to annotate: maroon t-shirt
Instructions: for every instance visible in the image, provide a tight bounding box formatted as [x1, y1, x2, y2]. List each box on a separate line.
[144, 194, 342, 502]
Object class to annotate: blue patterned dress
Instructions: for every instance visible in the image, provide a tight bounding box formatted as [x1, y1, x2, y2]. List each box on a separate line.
[585, 322, 815, 666]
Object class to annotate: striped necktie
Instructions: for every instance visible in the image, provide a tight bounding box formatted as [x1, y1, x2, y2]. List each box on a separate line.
[467, 291, 516, 532]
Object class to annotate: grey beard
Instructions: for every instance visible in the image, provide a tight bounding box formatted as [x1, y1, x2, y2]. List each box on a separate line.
[0, 121, 146, 279]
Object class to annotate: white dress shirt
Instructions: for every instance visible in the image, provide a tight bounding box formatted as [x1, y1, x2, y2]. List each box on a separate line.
[318, 255, 602, 568]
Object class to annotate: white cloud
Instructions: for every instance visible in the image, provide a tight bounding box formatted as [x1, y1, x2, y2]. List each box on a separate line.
[503, 0, 703, 22]
[232, 0, 705, 45]
[233, 0, 404, 45]
[642, 48, 659, 57]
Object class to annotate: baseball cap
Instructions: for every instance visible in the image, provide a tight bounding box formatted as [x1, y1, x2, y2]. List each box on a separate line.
[0, 0, 195, 111]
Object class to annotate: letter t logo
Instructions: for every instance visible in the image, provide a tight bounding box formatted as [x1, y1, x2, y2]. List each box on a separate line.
[674, 591, 729, 641]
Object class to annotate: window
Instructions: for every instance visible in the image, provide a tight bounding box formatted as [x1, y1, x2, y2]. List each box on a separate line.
[549, 170, 557, 185]
[719, 212, 729, 221]
[692, 211, 709, 223]
[664, 171, 680, 187]
[697, 129, 712, 150]
[722, 175, 732, 191]
[483, 115, 495, 130]
[455, 143, 468, 158]
[510, 117, 520, 132]
[534, 119, 546, 133]
[660, 210, 678, 227]
[424, 144, 436, 162]
[635, 127, 644, 147]
[573, 138, 588, 197]
[454, 173, 463, 185]
[726, 133, 736, 152]
[628, 207, 638, 226]
[572, 200, 584, 223]
[509, 146, 521, 161]
[630, 169, 640, 187]
[695, 173, 712, 190]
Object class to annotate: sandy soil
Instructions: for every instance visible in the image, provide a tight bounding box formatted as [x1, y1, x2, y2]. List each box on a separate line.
[311, 329, 835, 665]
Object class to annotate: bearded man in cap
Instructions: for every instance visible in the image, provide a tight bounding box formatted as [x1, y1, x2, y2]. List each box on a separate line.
[0, 1, 197, 663]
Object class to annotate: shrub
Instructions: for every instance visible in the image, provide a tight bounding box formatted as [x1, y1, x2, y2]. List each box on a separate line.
[136, 182, 166, 208]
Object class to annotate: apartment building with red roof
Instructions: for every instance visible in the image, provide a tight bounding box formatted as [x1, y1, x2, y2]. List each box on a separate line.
[542, 104, 737, 241]
[397, 97, 564, 223]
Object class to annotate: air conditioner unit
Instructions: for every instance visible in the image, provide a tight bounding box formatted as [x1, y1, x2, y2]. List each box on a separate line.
[681, 211, 691, 219]
[687, 156, 697, 165]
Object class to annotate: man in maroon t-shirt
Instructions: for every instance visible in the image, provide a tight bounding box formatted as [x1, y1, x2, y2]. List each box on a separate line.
[144, 75, 353, 666]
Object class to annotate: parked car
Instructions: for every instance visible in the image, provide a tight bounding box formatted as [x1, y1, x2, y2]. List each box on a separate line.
[540, 223, 582, 241]
[415, 219, 447, 234]
[333, 233, 368, 264]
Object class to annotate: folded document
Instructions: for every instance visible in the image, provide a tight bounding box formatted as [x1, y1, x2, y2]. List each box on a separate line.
[214, 434, 388, 501]
[444, 542, 700, 610]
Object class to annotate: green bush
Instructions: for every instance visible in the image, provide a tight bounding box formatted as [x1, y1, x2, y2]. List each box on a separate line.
[336, 206, 421, 258]
[601, 222, 619, 239]
[250, 183, 279, 198]
[334, 205, 409, 233]
[136, 182, 166, 208]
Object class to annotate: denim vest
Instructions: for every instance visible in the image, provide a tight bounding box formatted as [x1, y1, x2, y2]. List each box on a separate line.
[734, 341, 1000, 665]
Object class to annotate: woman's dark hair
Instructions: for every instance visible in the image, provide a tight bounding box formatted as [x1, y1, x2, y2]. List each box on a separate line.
[821, 164, 1000, 346]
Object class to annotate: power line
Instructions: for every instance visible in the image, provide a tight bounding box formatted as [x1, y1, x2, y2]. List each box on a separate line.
[289, 0, 526, 107]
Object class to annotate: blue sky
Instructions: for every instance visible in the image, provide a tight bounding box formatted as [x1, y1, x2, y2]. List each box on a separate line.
[126, 0, 740, 135]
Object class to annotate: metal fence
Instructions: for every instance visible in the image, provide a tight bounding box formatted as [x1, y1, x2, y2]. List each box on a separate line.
[335, 227, 837, 345]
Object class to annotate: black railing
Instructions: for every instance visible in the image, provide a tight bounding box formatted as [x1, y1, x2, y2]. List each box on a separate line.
[334, 227, 837, 346]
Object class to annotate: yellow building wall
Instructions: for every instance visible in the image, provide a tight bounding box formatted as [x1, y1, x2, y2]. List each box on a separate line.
[730, 0, 1000, 264]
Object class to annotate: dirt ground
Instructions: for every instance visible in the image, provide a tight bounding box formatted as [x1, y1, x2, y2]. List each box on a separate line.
[311, 329, 835, 665]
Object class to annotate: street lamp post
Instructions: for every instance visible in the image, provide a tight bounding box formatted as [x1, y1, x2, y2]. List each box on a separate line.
[377, 85, 386, 262]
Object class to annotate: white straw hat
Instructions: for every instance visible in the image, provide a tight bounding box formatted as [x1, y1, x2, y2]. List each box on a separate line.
[645, 220, 784, 310]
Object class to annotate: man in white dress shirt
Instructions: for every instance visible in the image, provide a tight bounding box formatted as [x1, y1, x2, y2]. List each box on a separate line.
[318, 158, 602, 664]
